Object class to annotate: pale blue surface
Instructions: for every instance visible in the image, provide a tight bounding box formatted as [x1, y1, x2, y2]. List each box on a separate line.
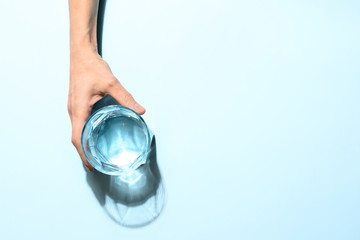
[0, 0, 359, 239]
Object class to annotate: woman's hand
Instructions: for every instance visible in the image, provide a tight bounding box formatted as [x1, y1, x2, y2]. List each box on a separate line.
[68, 49, 145, 171]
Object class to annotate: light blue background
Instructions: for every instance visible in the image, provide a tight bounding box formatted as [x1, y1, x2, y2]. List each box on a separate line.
[0, 0, 359, 239]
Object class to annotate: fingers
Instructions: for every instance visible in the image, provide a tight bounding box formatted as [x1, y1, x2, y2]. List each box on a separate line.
[74, 142, 94, 172]
[71, 110, 94, 172]
[108, 82, 146, 115]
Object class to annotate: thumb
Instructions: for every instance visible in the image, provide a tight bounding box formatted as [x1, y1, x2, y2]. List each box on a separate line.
[108, 83, 146, 115]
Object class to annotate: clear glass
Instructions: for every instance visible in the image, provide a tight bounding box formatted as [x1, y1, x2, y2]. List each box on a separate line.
[81, 105, 152, 175]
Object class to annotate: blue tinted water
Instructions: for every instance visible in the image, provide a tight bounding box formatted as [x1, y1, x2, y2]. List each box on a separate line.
[91, 115, 147, 169]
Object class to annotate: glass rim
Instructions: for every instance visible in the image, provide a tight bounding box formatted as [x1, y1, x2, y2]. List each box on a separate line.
[81, 105, 151, 175]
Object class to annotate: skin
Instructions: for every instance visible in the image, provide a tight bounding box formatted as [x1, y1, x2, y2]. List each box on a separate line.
[68, 0, 145, 171]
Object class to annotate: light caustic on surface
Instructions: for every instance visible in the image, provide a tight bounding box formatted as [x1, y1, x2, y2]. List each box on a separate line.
[92, 115, 147, 169]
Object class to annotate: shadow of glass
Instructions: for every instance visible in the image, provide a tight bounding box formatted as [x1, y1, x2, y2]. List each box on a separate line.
[85, 136, 167, 228]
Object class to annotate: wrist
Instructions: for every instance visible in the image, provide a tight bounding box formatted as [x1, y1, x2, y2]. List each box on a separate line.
[70, 41, 100, 61]
[70, 46, 101, 72]
[71, 38, 98, 53]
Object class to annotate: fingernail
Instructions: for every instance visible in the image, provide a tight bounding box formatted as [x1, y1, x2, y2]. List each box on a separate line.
[134, 103, 145, 113]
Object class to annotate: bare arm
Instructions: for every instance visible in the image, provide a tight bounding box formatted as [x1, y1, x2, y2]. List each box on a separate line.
[68, 0, 145, 171]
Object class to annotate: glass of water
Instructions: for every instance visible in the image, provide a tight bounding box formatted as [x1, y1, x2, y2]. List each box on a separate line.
[81, 95, 152, 175]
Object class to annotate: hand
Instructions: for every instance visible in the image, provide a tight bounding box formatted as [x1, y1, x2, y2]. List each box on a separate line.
[68, 49, 145, 171]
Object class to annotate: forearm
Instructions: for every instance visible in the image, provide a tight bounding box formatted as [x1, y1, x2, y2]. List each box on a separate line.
[69, 0, 99, 55]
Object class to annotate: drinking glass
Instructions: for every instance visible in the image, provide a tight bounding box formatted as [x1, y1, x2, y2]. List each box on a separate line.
[81, 95, 152, 175]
